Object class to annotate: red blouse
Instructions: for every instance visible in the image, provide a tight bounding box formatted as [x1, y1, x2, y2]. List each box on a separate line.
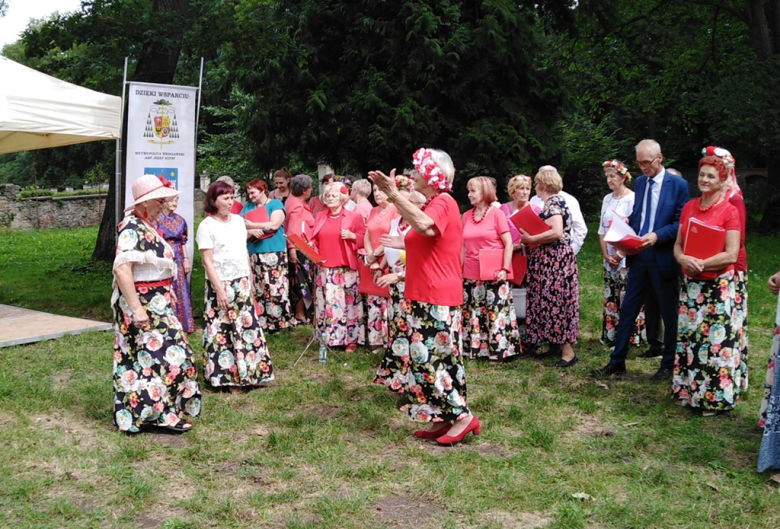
[679, 198, 740, 280]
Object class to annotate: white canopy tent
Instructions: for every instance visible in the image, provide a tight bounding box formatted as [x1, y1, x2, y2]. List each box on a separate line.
[0, 56, 122, 155]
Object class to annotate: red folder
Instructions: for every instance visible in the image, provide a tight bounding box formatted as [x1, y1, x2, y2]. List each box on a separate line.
[243, 206, 273, 240]
[478, 249, 514, 281]
[358, 262, 390, 297]
[684, 217, 726, 260]
[510, 253, 527, 286]
[683, 217, 727, 280]
[287, 233, 325, 264]
[509, 207, 550, 248]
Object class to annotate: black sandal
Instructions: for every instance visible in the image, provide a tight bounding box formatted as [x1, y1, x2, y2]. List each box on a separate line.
[152, 421, 193, 434]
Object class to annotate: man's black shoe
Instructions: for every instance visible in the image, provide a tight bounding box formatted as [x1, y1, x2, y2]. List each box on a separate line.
[590, 363, 626, 377]
[650, 367, 673, 381]
[637, 347, 664, 358]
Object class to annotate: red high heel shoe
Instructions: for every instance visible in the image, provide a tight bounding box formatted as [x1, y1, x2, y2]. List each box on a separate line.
[436, 416, 480, 445]
[414, 423, 452, 439]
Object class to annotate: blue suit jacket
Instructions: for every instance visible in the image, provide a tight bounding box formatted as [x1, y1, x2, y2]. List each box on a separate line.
[626, 169, 690, 278]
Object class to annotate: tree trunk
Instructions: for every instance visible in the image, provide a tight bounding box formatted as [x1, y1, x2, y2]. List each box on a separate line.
[133, 0, 190, 84]
[91, 150, 119, 261]
[770, 0, 780, 53]
[745, 0, 773, 60]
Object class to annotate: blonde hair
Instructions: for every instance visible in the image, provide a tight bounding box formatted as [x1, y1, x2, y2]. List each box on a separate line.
[507, 174, 532, 195]
[323, 182, 350, 205]
[534, 167, 563, 194]
[352, 179, 372, 198]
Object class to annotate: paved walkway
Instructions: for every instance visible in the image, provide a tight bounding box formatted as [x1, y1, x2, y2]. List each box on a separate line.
[0, 304, 112, 348]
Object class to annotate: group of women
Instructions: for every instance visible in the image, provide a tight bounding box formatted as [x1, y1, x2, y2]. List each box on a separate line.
[109, 147, 780, 473]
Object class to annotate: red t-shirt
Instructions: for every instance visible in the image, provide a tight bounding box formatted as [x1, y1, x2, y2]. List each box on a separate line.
[366, 205, 398, 249]
[316, 215, 350, 268]
[461, 207, 510, 280]
[404, 193, 464, 306]
[729, 194, 747, 272]
[679, 198, 740, 279]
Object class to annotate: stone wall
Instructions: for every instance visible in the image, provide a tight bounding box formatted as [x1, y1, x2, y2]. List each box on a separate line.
[0, 184, 108, 229]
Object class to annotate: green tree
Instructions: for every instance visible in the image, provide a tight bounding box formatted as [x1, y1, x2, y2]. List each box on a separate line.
[229, 0, 571, 198]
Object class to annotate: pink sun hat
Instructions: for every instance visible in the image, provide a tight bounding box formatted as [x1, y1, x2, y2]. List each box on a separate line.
[124, 174, 179, 211]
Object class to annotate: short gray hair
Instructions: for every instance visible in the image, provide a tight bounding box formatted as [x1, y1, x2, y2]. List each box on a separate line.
[291, 174, 313, 197]
[635, 139, 661, 156]
[352, 179, 372, 198]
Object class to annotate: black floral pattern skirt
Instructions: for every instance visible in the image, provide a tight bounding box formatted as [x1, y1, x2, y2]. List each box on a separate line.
[202, 276, 274, 388]
[250, 251, 292, 332]
[374, 281, 411, 392]
[462, 279, 521, 360]
[113, 283, 201, 433]
[525, 243, 579, 345]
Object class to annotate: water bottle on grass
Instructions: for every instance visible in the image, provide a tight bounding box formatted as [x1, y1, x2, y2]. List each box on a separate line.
[319, 332, 327, 363]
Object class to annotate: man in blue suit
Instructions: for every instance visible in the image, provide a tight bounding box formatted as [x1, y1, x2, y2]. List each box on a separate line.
[591, 139, 690, 380]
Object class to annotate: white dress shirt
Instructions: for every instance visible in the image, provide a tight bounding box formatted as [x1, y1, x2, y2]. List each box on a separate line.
[639, 168, 666, 234]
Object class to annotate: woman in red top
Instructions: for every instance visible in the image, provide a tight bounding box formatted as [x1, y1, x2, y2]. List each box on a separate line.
[363, 183, 398, 353]
[673, 155, 742, 415]
[461, 176, 520, 361]
[310, 182, 366, 352]
[285, 174, 316, 323]
[370, 148, 479, 446]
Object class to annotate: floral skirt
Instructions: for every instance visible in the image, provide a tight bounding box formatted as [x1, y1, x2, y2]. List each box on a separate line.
[374, 281, 411, 392]
[759, 327, 780, 471]
[758, 327, 780, 427]
[462, 279, 521, 360]
[315, 266, 365, 347]
[203, 276, 274, 388]
[366, 293, 389, 347]
[735, 271, 749, 391]
[251, 251, 293, 332]
[394, 300, 469, 423]
[112, 283, 201, 433]
[673, 271, 743, 411]
[601, 266, 647, 347]
[525, 244, 579, 345]
[289, 255, 314, 317]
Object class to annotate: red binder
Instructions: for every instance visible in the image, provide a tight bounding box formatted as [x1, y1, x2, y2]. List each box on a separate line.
[287, 233, 325, 264]
[358, 262, 390, 297]
[478, 249, 514, 281]
[243, 206, 273, 240]
[683, 217, 727, 280]
[509, 207, 550, 248]
[603, 212, 644, 255]
[510, 253, 527, 286]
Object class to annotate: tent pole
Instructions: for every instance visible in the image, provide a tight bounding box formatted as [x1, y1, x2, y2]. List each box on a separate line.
[116, 57, 128, 225]
[195, 57, 204, 150]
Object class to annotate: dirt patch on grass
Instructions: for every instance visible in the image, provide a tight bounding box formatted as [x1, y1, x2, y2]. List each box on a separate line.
[144, 431, 189, 447]
[51, 372, 72, 388]
[572, 416, 615, 437]
[372, 495, 446, 527]
[475, 509, 551, 528]
[28, 411, 106, 450]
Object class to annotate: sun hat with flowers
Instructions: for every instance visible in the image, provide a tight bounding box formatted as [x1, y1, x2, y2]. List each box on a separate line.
[602, 160, 632, 182]
[124, 174, 179, 211]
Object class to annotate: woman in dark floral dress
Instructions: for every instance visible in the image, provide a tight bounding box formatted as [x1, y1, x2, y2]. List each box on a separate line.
[157, 194, 195, 332]
[370, 148, 479, 446]
[197, 181, 274, 393]
[520, 166, 580, 367]
[673, 155, 742, 414]
[758, 268, 780, 473]
[112, 174, 201, 433]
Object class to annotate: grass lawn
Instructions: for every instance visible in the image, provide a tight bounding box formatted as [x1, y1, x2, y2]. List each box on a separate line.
[0, 223, 779, 528]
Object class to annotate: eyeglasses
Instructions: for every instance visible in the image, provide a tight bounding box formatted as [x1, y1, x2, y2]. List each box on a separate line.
[636, 155, 659, 167]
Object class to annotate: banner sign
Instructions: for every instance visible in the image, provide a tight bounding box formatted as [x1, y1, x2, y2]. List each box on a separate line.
[125, 82, 198, 260]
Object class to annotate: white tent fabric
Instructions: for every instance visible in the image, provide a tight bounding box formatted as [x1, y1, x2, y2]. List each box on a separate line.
[0, 56, 122, 155]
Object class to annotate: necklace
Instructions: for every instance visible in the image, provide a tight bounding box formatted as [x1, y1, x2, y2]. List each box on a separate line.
[471, 207, 488, 224]
[698, 195, 723, 212]
[612, 188, 629, 200]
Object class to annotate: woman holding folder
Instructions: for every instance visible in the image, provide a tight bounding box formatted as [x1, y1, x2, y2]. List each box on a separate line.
[241, 178, 292, 332]
[461, 176, 521, 361]
[673, 155, 742, 414]
[310, 182, 366, 352]
[285, 174, 316, 323]
[520, 167, 579, 368]
[598, 160, 646, 347]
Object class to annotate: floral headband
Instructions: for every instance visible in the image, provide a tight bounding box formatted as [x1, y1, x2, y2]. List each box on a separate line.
[412, 148, 452, 192]
[702, 145, 741, 198]
[602, 160, 632, 181]
[395, 174, 414, 192]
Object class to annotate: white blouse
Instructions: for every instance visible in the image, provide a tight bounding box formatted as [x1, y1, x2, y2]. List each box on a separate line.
[196, 215, 251, 281]
[598, 191, 635, 270]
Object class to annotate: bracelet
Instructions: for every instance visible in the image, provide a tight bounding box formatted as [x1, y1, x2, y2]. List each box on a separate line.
[500, 267, 511, 273]
[387, 190, 399, 203]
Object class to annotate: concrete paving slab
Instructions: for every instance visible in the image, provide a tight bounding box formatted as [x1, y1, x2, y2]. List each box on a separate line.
[0, 304, 112, 348]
